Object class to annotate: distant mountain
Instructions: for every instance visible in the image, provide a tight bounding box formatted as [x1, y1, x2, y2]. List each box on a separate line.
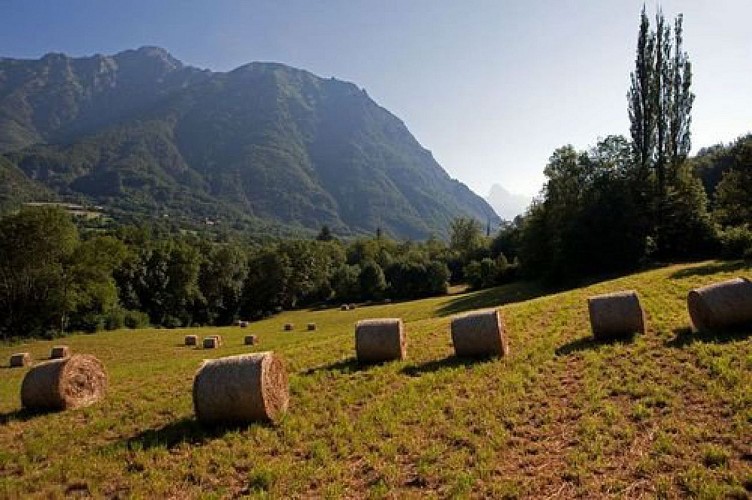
[486, 184, 530, 220]
[0, 47, 499, 238]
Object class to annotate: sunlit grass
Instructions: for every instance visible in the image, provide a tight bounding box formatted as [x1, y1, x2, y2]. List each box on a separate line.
[0, 260, 750, 497]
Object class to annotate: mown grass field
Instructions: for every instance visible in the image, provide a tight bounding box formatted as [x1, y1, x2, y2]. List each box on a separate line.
[0, 260, 750, 498]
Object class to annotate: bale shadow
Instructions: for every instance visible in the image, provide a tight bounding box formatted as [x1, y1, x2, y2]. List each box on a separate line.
[669, 260, 749, 279]
[666, 326, 752, 348]
[301, 357, 361, 375]
[400, 355, 495, 377]
[436, 281, 548, 317]
[556, 333, 637, 356]
[0, 408, 51, 425]
[124, 417, 264, 451]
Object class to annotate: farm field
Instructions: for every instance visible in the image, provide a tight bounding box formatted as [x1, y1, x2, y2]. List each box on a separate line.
[0, 260, 750, 498]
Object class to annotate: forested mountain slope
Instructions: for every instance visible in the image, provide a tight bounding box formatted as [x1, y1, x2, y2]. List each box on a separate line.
[0, 48, 499, 238]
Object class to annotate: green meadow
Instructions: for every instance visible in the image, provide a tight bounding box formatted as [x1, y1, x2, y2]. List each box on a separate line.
[0, 260, 750, 498]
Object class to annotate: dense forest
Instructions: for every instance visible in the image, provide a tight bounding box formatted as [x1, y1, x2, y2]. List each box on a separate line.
[0, 8, 750, 340]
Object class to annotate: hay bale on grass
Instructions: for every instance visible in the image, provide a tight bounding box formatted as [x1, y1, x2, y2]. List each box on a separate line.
[244, 335, 258, 346]
[340, 304, 348, 311]
[283, 323, 294, 331]
[185, 335, 198, 346]
[451, 309, 509, 357]
[239, 321, 249, 328]
[355, 318, 406, 363]
[307, 323, 317, 331]
[50, 345, 70, 359]
[587, 290, 645, 339]
[348, 303, 357, 310]
[21, 354, 107, 411]
[10, 353, 31, 368]
[688, 277, 752, 331]
[203, 337, 219, 349]
[192, 352, 289, 424]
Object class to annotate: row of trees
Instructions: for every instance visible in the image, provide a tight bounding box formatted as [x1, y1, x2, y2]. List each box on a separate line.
[2, 208, 514, 339]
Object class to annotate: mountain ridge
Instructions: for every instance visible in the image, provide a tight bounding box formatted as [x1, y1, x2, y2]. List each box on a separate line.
[0, 47, 499, 238]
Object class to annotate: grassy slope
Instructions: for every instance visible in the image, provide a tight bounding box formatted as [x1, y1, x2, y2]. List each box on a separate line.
[0, 260, 750, 498]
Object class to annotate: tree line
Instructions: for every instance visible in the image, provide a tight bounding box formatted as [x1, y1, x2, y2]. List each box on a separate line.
[0, 208, 513, 339]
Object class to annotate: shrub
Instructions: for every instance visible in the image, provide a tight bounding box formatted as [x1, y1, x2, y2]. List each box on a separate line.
[718, 225, 752, 259]
[123, 310, 150, 329]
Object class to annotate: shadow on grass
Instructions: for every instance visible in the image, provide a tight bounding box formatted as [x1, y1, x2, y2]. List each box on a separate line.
[0, 408, 49, 425]
[301, 357, 361, 375]
[400, 355, 496, 377]
[436, 281, 548, 317]
[124, 417, 266, 451]
[666, 326, 752, 348]
[556, 333, 637, 356]
[669, 260, 749, 279]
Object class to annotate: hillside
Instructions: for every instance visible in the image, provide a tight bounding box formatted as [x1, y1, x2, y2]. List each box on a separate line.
[0, 260, 749, 497]
[0, 48, 499, 238]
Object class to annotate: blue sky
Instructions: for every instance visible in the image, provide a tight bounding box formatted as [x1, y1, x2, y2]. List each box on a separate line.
[2, 0, 750, 197]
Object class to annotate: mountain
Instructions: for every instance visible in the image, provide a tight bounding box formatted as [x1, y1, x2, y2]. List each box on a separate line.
[0, 47, 499, 238]
[486, 184, 530, 220]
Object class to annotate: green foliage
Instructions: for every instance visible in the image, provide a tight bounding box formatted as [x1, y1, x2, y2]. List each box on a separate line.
[714, 158, 752, 227]
[358, 260, 387, 300]
[241, 248, 292, 319]
[384, 258, 449, 299]
[195, 243, 249, 325]
[0, 208, 127, 337]
[330, 264, 361, 302]
[449, 217, 487, 263]
[692, 134, 752, 199]
[718, 226, 752, 260]
[316, 225, 335, 241]
[657, 164, 718, 259]
[520, 137, 652, 282]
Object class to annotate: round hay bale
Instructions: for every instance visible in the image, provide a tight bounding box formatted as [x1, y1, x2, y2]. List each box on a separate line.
[348, 303, 357, 310]
[244, 335, 257, 346]
[340, 304, 348, 311]
[21, 354, 107, 411]
[688, 277, 752, 331]
[587, 290, 645, 339]
[451, 309, 509, 357]
[185, 335, 198, 346]
[383, 298, 392, 304]
[209, 335, 223, 346]
[50, 345, 70, 359]
[192, 351, 289, 424]
[355, 318, 406, 363]
[239, 321, 249, 328]
[10, 353, 31, 368]
[203, 337, 219, 349]
[307, 323, 317, 331]
[283, 323, 294, 331]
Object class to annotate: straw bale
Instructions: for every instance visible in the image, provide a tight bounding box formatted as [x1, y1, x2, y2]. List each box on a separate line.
[192, 352, 288, 424]
[355, 318, 406, 363]
[21, 354, 107, 411]
[451, 309, 509, 357]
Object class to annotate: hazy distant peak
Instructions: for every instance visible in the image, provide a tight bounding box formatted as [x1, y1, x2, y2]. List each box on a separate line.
[486, 183, 530, 220]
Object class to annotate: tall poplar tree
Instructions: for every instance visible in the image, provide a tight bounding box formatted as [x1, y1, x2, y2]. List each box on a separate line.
[627, 6, 655, 174]
[627, 6, 696, 256]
